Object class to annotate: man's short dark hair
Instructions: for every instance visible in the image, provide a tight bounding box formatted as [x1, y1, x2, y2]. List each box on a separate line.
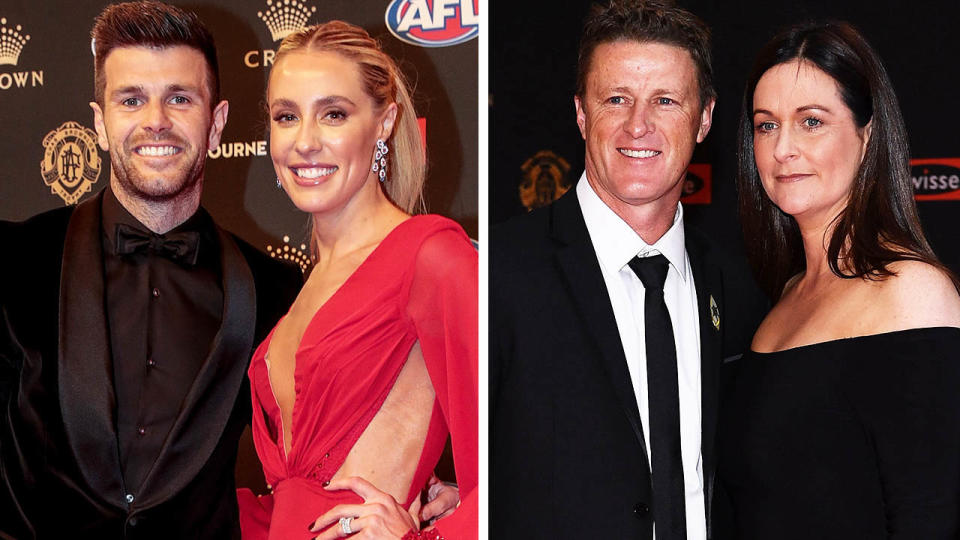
[576, 0, 715, 108]
[91, 1, 220, 108]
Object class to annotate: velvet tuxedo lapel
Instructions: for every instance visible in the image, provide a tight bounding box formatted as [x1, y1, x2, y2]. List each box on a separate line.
[135, 226, 256, 509]
[58, 191, 126, 506]
[550, 191, 651, 468]
[685, 233, 723, 490]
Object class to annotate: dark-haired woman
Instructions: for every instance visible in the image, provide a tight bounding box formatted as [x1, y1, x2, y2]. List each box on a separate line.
[716, 21, 960, 539]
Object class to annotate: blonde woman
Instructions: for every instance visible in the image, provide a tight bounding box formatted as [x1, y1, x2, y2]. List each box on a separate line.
[237, 21, 477, 540]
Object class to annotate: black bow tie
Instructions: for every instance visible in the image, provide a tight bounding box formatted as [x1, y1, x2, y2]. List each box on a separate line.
[115, 223, 201, 265]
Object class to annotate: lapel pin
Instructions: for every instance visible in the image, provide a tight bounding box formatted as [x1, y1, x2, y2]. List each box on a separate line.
[709, 294, 720, 331]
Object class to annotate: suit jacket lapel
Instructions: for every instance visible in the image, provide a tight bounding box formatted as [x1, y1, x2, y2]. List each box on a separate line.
[136, 226, 256, 508]
[58, 190, 126, 505]
[550, 191, 651, 468]
[685, 232, 723, 503]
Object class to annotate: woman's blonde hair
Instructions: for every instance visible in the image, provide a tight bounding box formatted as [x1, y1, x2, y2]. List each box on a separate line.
[273, 21, 425, 214]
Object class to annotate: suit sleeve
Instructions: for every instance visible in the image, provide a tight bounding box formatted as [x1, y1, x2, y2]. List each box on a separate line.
[407, 228, 478, 540]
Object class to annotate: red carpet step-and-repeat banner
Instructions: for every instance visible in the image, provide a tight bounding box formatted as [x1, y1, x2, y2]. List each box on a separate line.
[1, 0, 478, 260]
[492, 0, 960, 277]
[0, 0, 476, 489]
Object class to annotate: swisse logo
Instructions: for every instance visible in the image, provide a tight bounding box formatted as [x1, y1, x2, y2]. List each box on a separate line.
[681, 163, 711, 205]
[208, 140, 268, 159]
[244, 0, 317, 69]
[911, 158, 960, 201]
[385, 0, 478, 48]
[0, 17, 43, 90]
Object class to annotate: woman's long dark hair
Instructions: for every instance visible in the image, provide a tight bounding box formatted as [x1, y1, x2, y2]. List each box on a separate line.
[737, 21, 954, 299]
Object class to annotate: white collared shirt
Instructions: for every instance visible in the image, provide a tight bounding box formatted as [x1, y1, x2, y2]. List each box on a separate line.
[577, 174, 705, 540]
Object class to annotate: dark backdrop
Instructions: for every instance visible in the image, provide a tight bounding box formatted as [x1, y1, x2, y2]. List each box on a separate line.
[492, 0, 960, 278]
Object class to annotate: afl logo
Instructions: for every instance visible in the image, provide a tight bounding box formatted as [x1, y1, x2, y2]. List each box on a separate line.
[385, 0, 479, 48]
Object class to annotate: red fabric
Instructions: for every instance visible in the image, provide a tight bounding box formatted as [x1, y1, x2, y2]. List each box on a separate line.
[403, 528, 445, 540]
[237, 216, 477, 540]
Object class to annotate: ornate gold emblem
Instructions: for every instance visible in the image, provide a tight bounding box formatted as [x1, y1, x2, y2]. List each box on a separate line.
[519, 150, 571, 211]
[39, 121, 102, 205]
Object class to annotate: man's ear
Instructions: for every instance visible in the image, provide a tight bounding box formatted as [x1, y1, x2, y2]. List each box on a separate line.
[696, 96, 716, 143]
[90, 101, 109, 151]
[208, 100, 229, 148]
[575, 95, 587, 140]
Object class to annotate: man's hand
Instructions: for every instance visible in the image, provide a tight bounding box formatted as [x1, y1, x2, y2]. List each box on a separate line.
[419, 474, 459, 524]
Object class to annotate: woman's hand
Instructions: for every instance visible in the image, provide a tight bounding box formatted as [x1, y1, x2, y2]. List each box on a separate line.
[310, 477, 417, 539]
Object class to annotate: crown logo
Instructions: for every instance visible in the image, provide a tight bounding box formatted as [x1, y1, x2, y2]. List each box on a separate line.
[257, 0, 317, 42]
[267, 235, 313, 272]
[0, 18, 31, 66]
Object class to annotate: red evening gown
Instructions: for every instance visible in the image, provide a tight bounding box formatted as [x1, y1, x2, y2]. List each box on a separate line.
[237, 215, 478, 539]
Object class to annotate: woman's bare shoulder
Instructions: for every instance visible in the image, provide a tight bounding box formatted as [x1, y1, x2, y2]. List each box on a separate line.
[874, 260, 960, 328]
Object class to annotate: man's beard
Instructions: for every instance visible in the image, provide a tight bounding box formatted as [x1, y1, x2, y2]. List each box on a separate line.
[110, 133, 206, 203]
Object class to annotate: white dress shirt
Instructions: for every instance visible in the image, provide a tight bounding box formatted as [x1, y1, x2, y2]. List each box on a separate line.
[577, 175, 706, 540]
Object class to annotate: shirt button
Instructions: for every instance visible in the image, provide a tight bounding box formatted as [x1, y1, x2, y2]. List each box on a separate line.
[128, 517, 139, 527]
[137, 426, 146, 436]
[633, 502, 649, 518]
[147, 358, 156, 368]
[126, 493, 135, 504]
[152, 288, 160, 298]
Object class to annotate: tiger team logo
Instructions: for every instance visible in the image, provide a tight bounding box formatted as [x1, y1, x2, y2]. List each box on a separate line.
[40, 121, 102, 205]
[519, 150, 571, 211]
[681, 163, 712, 204]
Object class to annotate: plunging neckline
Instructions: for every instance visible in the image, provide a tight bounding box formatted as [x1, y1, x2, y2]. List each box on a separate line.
[264, 216, 415, 462]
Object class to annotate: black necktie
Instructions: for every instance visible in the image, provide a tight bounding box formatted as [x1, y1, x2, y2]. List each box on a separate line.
[628, 254, 686, 540]
[115, 223, 201, 265]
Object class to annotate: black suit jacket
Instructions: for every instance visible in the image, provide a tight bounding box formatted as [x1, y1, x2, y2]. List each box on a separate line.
[490, 189, 764, 539]
[0, 191, 301, 539]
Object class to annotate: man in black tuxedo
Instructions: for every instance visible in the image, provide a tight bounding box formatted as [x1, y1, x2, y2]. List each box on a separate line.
[0, 3, 301, 537]
[490, 0, 765, 538]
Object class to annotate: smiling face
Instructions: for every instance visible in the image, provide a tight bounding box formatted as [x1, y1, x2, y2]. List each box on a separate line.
[267, 50, 396, 218]
[752, 59, 871, 228]
[91, 45, 227, 203]
[575, 40, 714, 219]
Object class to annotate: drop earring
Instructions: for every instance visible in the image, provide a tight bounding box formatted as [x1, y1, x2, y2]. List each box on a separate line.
[276, 178, 282, 190]
[372, 139, 389, 182]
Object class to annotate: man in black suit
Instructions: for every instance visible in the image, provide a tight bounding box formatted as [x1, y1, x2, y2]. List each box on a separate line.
[0, 3, 301, 537]
[490, 0, 765, 538]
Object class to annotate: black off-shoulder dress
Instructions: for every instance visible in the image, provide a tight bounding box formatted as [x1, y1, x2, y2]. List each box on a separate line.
[716, 327, 960, 539]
